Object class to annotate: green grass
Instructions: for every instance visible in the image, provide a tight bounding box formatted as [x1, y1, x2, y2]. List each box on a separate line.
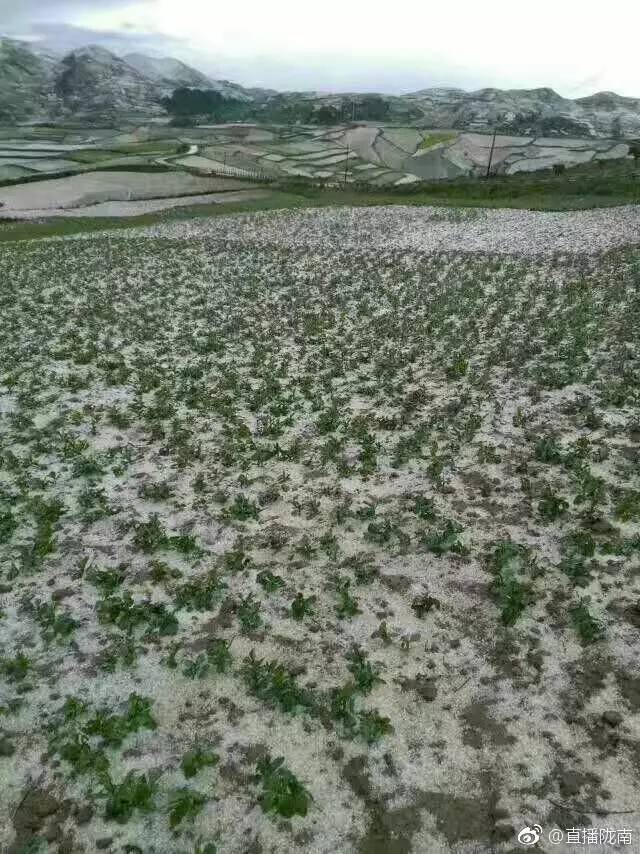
[302, 158, 640, 210]
[69, 141, 188, 162]
[68, 149, 126, 164]
[109, 140, 189, 156]
[18, 126, 67, 140]
[418, 132, 457, 151]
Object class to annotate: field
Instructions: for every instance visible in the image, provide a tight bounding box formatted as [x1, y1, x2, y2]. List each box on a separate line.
[0, 131, 637, 233]
[0, 125, 419, 199]
[1, 203, 640, 854]
[0, 171, 264, 215]
[0, 124, 636, 221]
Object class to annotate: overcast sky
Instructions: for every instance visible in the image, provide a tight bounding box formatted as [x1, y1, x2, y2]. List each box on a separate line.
[1, 0, 639, 97]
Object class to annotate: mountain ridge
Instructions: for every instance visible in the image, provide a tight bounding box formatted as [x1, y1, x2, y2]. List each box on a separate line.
[1, 37, 639, 137]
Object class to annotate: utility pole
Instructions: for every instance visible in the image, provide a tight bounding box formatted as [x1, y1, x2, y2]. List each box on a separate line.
[352, 99, 356, 122]
[344, 144, 350, 186]
[486, 127, 497, 178]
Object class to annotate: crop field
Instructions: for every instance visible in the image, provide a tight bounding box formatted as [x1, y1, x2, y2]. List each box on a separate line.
[0, 124, 416, 196]
[0, 172, 265, 220]
[1, 124, 634, 220]
[1, 205, 640, 853]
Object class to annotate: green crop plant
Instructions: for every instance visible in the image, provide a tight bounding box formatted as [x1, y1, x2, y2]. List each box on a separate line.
[181, 746, 220, 779]
[335, 577, 361, 618]
[291, 592, 315, 621]
[102, 771, 158, 824]
[168, 788, 208, 828]
[346, 646, 384, 694]
[255, 755, 312, 819]
[570, 599, 605, 643]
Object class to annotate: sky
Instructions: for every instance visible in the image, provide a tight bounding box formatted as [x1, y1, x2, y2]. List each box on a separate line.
[1, 0, 639, 97]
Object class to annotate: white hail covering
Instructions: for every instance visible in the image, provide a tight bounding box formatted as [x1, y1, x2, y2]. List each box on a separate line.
[107, 204, 640, 256]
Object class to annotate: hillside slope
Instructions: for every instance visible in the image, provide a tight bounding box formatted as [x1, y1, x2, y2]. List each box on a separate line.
[0, 38, 58, 122]
[1, 38, 639, 136]
[54, 46, 163, 121]
[124, 53, 215, 91]
[404, 86, 640, 136]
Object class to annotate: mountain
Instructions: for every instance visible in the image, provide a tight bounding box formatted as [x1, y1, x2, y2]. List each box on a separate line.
[124, 53, 214, 91]
[124, 53, 253, 102]
[407, 86, 571, 129]
[0, 38, 58, 122]
[54, 45, 163, 121]
[0, 39, 256, 122]
[0, 37, 639, 137]
[404, 86, 640, 137]
[574, 92, 640, 137]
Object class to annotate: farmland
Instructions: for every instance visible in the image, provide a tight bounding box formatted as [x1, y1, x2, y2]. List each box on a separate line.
[1, 122, 637, 221]
[1, 201, 639, 853]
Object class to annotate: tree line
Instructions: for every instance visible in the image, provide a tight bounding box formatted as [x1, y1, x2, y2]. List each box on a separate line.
[161, 88, 406, 125]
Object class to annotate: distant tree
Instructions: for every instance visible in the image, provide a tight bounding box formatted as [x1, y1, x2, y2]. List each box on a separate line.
[259, 95, 313, 125]
[161, 87, 223, 117]
[552, 163, 566, 176]
[358, 95, 390, 121]
[55, 53, 79, 99]
[630, 142, 640, 165]
[161, 87, 249, 122]
[313, 105, 339, 125]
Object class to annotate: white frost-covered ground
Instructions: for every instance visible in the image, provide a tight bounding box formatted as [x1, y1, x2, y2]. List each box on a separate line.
[111, 204, 640, 256]
[1, 189, 271, 219]
[0, 170, 254, 215]
[1, 204, 640, 854]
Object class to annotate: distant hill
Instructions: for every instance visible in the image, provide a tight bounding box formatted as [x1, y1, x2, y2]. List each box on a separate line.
[404, 86, 640, 137]
[0, 37, 639, 136]
[124, 53, 214, 91]
[54, 45, 162, 121]
[0, 40, 257, 123]
[124, 53, 253, 102]
[0, 38, 58, 122]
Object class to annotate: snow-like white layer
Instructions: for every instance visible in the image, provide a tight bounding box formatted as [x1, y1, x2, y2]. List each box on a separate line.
[105, 204, 640, 256]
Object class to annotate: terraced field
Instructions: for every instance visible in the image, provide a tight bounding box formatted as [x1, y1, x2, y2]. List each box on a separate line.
[0, 171, 266, 219]
[1, 205, 640, 853]
[1, 124, 634, 220]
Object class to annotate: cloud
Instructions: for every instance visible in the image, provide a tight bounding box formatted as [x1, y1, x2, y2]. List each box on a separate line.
[0, 0, 152, 26]
[3, 20, 181, 56]
[1, 0, 638, 96]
